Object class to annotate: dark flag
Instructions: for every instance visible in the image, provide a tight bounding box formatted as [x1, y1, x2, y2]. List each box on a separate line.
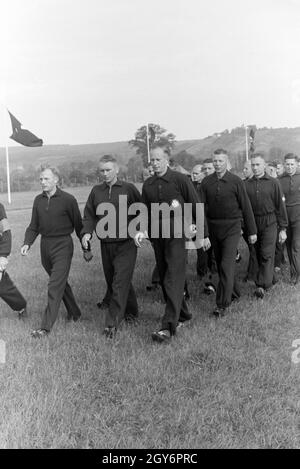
[8, 111, 43, 147]
[148, 125, 156, 147]
[249, 127, 255, 155]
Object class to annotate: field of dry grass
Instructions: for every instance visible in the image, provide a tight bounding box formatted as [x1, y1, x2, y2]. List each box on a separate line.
[0, 188, 299, 449]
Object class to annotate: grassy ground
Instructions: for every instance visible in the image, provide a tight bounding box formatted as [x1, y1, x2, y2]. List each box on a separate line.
[0, 188, 299, 449]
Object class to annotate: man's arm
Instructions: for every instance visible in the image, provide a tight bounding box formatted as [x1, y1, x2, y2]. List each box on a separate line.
[69, 196, 83, 240]
[23, 198, 40, 248]
[274, 180, 288, 230]
[237, 179, 257, 236]
[0, 204, 12, 272]
[180, 176, 209, 238]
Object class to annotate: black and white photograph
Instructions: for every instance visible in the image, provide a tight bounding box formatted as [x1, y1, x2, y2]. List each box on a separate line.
[0, 0, 299, 453]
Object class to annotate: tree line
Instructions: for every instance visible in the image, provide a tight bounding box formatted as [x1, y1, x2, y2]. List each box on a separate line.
[0, 124, 289, 192]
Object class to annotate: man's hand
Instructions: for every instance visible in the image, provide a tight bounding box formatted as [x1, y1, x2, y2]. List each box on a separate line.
[134, 232, 147, 248]
[0, 257, 8, 271]
[81, 233, 92, 250]
[278, 230, 287, 244]
[202, 237, 211, 251]
[21, 245, 30, 256]
[248, 234, 257, 245]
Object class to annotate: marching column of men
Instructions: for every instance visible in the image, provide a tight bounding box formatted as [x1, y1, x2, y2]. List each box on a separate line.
[1, 147, 299, 341]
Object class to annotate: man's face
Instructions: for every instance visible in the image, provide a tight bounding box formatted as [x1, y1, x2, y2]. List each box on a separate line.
[251, 157, 265, 177]
[285, 158, 297, 176]
[191, 166, 203, 182]
[99, 162, 118, 184]
[150, 148, 169, 176]
[243, 163, 252, 179]
[202, 163, 215, 177]
[276, 163, 284, 177]
[213, 154, 228, 175]
[40, 169, 58, 193]
[266, 165, 277, 178]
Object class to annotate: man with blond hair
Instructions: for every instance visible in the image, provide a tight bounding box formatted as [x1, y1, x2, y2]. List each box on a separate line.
[21, 165, 83, 337]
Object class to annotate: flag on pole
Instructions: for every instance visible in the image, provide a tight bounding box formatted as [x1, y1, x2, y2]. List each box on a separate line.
[8, 110, 43, 147]
[249, 127, 255, 155]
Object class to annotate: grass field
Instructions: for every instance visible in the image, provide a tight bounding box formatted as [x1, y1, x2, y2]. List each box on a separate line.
[0, 187, 299, 449]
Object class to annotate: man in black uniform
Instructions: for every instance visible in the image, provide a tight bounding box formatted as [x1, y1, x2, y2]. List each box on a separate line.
[245, 154, 287, 298]
[21, 166, 82, 337]
[0, 203, 27, 317]
[200, 149, 257, 317]
[279, 153, 300, 285]
[135, 146, 210, 342]
[81, 155, 142, 338]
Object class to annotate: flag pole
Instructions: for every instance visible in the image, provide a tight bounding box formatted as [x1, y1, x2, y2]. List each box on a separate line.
[146, 123, 150, 164]
[5, 143, 11, 204]
[245, 125, 249, 161]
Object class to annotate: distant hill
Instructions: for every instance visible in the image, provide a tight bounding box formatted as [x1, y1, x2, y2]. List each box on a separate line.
[1, 126, 300, 170]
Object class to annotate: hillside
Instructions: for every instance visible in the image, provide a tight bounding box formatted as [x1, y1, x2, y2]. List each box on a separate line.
[1, 126, 300, 170]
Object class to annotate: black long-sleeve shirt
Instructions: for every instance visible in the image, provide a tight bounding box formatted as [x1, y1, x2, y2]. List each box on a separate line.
[279, 172, 300, 207]
[24, 188, 83, 246]
[142, 168, 208, 239]
[0, 203, 11, 257]
[81, 179, 142, 242]
[245, 173, 288, 229]
[200, 171, 257, 235]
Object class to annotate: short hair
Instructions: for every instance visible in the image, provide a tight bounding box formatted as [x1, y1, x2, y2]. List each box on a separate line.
[213, 148, 228, 156]
[284, 153, 298, 161]
[273, 159, 283, 166]
[151, 145, 171, 157]
[203, 158, 213, 164]
[99, 154, 117, 164]
[251, 152, 265, 160]
[40, 164, 60, 180]
[267, 161, 277, 168]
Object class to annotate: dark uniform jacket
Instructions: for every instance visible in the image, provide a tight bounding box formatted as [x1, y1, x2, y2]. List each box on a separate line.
[142, 168, 208, 239]
[279, 172, 300, 207]
[200, 171, 257, 235]
[245, 173, 288, 230]
[0, 204, 11, 257]
[24, 188, 83, 246]
[82, 179, 142, 242]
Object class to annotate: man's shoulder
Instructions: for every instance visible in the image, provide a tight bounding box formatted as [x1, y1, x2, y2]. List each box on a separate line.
[170, 170, 191, 184]
[119, 180, 139, 191]
[58, 188, 78, 202]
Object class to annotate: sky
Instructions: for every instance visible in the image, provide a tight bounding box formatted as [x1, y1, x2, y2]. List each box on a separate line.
[1, 0, 300, 145]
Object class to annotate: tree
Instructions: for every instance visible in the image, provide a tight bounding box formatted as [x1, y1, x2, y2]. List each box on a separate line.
[129, 123, 176, 167]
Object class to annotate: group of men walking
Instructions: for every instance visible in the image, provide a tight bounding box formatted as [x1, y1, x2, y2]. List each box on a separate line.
[0, 148, 299, 343]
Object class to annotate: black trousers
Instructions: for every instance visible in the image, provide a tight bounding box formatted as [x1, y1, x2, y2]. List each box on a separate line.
[0, 271, 26, 311]
[253, 219, 277, 289]
[152, 237, 191, 335]
[275, 226, 286, 268]
[286, 206, 300, 280]
[209, 219, 241, 309]
[40, 236, 81, 331]
[101, 239, 138, 328]
[197, 247, 217, 277]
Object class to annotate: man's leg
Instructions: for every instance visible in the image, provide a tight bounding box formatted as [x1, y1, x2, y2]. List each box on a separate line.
[288, 220, 300, 282]
[40, 237, 75, 331]
[256, 223, 277, 290]
[0, 272, 27, 312]
[212, 232, 241, 309]
[102, 240, 138, 329]
[160, 238, 189, 335]
[196, 248, 208, 277]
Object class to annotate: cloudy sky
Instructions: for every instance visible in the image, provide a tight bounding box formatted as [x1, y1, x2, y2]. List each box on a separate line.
[1, 0, 300, 145]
